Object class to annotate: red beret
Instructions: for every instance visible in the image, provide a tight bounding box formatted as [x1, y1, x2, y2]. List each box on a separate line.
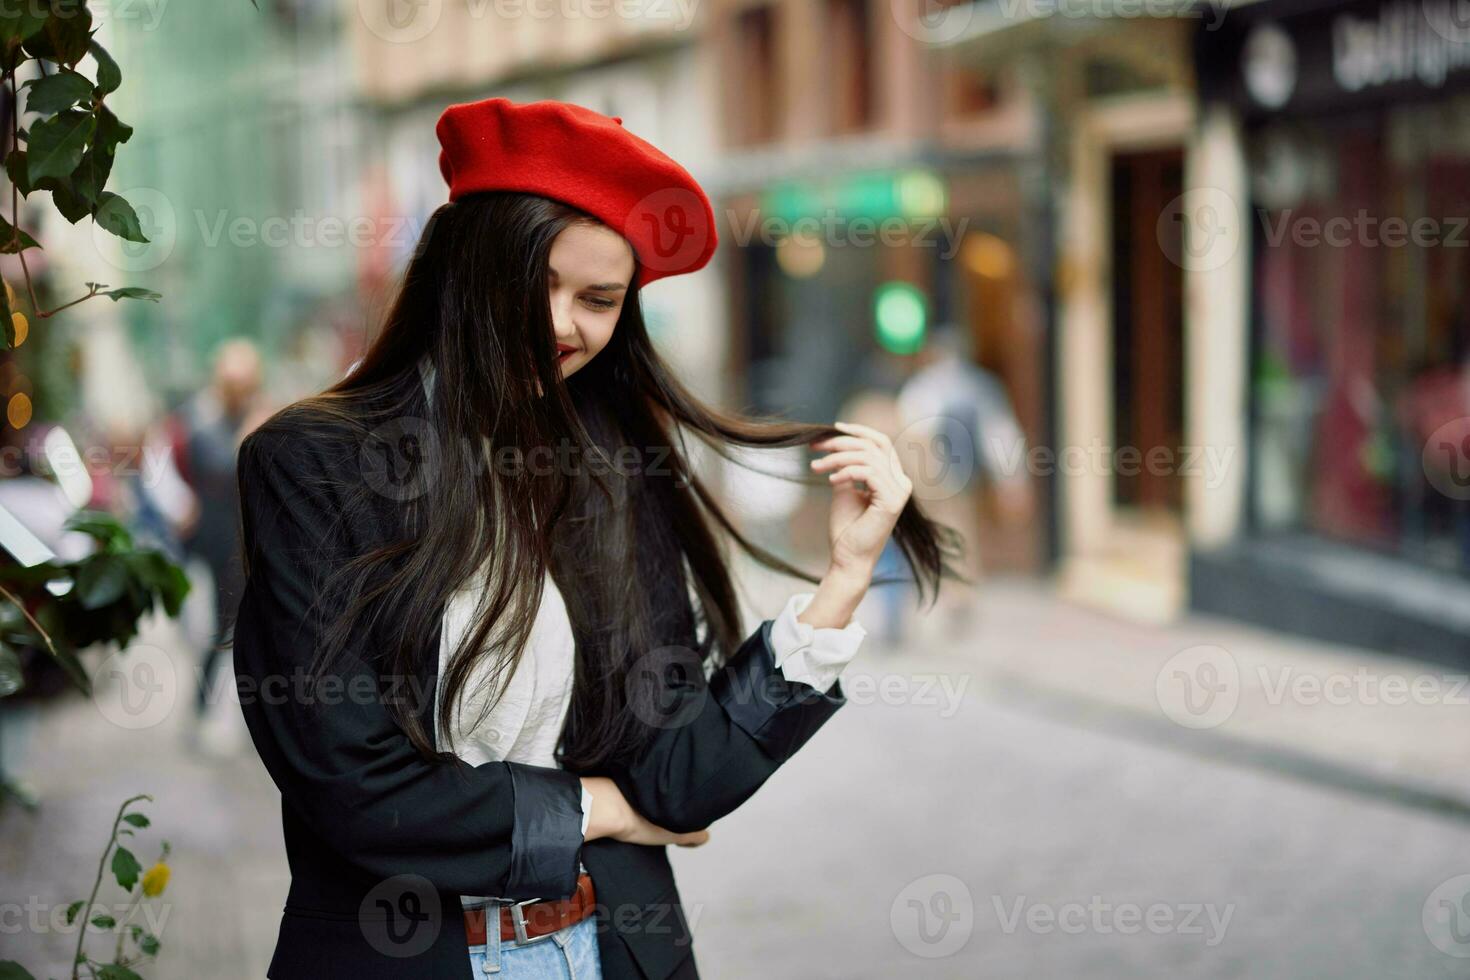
[435, 97, 717, 289]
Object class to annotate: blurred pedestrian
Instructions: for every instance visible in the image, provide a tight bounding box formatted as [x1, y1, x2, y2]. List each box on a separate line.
[177, 338, 262, 724]
[896, 322, 1032, 636]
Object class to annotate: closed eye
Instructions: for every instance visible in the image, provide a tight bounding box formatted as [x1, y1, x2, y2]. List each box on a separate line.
[580, 296, 617, 311]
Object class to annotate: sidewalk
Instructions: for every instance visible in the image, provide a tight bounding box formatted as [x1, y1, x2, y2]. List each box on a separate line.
[735, 558, 1470, 815]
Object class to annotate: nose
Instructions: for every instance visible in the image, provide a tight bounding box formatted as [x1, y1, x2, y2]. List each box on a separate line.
[550, 293, 578, 345]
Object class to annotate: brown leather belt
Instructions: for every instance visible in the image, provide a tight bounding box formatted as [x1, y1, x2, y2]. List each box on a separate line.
[464, 873, 596, 946]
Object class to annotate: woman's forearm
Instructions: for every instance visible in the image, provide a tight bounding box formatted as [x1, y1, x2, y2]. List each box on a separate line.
[796, 562, 873, 630]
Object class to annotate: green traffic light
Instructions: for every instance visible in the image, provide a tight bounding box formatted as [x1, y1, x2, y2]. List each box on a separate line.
[873, 282, 927, 354]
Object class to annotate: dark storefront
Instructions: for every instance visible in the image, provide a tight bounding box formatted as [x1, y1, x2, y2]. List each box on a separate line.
[1193, 0, 1470, 666]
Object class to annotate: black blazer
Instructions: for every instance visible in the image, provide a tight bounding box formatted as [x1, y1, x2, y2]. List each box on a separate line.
[230, 379, 849, 980]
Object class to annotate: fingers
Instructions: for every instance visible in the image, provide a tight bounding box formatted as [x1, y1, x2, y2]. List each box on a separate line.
[673, 829, 711, 847]
[828, 464, 877, 486]
[833, 420, 895, 453]
[812, 424, 914, 513]
[809, 449, 877, 473]
[809, 435, 874, 454]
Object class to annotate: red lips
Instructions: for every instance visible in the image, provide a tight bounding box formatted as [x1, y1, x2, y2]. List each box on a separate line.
[556, 343, 578, 362]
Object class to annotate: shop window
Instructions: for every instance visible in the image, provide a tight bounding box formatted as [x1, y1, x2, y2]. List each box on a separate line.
[1249, 97, 1470, 576]
[734, 5, 781, 146]
[826, 0, 874, 134]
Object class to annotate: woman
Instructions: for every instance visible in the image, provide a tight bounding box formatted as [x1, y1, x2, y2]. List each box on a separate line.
[232, 98, 963, 980]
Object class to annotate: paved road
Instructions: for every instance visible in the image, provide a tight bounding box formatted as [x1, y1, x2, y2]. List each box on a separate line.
[3, 588, 1469, 978]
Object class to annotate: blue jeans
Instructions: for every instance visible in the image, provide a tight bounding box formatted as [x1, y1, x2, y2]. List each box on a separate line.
[466, 910, 602, 978]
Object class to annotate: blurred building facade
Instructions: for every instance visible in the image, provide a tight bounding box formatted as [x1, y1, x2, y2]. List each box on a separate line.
[940, 0, 1470, 666]
[940, 3, 1231, 612]
[705, 0, 1054, 571]
[63, 0, 1470, 666]
[1190, 0, 1470, 666]
[104, 0, 362, 403]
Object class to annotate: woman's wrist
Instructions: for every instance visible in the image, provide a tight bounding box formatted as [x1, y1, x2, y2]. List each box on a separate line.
[796, 562, 873, 630]
[579, 776, 627, 842]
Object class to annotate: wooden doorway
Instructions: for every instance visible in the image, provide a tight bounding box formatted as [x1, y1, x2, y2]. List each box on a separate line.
[1110, 147, 1185, 515]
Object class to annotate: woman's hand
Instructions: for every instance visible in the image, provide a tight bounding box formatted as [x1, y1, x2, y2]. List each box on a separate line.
[796, 421, 914, 630]
[809, 420, 914, 574]
[580, 776, 710, 848]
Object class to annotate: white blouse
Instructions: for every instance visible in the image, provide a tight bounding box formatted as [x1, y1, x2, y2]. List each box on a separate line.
[417, 357, 868, 907]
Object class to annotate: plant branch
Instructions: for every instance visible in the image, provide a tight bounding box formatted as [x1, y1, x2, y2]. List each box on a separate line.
[0, 581, 59, 660]
[6, 67, 40, 316]
[71, 793, 151, 980]
[41, 282, 104, 317]
[112, 883, 141, 962]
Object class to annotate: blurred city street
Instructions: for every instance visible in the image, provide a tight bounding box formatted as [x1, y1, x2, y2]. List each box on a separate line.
[2, 0, 1470, 977]
[4, 565, 1468, 979]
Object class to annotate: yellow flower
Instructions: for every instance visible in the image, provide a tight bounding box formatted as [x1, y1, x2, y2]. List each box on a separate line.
[141, 862, 170, 897]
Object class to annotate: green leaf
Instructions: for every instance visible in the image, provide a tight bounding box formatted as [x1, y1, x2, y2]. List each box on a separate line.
[89, 913, 116, 929]
[4, 149, 32, 195]
[0, 959, 38, 980]
[65, 511, 133, 550]
[75, 555, 128, 609]
[30, 1, 92, 67]
[0, 214, 40, 254]
[0, 274, 11, 337]
[46, 177, 90, 223]
[95, 107, 133, 156]
[111, 845, 141, 892]
[47, 641, 90, 696]
[129, 550, 189, 615]
[71, 148, 107, 206]
[89, 39, 119, 94]
[0, 0, 49, 45]
[26, 109, 95, 184]
[102, 287, 160, 303]
[97, 966, 144, 980]
[137, 932, 160, 956]
[0, 644, 21, 697]
[93, 191, 147, 243]
[68, 108, 131, 208]
[121, 812, 150, 828]
[64, 900, 84, 924]
[22, 69, 92, 115]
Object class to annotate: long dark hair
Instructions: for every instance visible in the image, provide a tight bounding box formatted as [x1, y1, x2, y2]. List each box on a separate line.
[271, 191, 966, 771]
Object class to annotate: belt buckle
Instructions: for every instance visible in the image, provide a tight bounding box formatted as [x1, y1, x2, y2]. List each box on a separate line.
[505, 897, 551, 946]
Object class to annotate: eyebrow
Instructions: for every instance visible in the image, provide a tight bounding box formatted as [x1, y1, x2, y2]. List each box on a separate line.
[548, 267, 628, 292]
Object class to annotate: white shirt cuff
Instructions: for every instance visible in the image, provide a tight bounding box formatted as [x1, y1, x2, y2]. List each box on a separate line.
[580, 783, 593, 839]
[767, 591, 866, 695]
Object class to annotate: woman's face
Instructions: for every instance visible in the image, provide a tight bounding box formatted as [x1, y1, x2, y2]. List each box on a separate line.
[546, 222, 635, 379]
